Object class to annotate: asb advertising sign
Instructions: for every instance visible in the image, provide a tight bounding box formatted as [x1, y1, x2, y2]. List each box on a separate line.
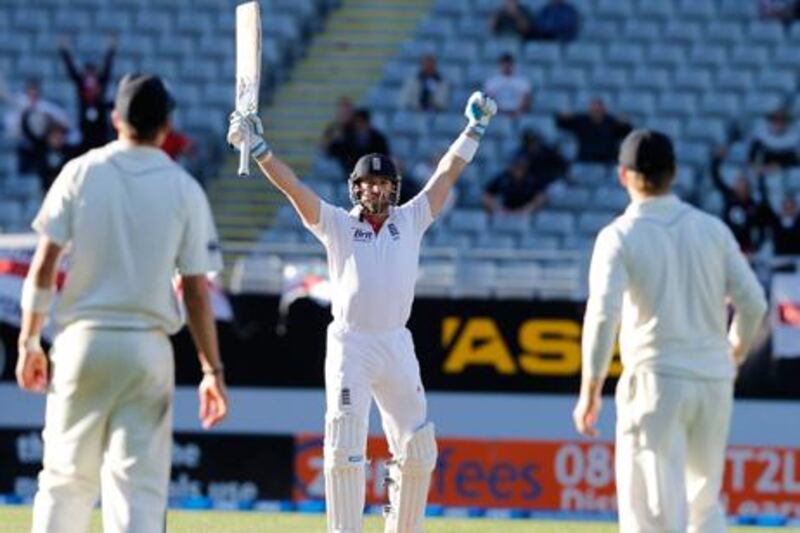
[294, 436, 800, 518]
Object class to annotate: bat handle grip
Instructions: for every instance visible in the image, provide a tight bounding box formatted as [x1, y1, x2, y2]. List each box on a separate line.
[238, 136, 250, 177]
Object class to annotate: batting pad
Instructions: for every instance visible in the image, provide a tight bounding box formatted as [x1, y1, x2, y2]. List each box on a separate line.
[324, 414, 368, 533]
[384, 422, 437, 533]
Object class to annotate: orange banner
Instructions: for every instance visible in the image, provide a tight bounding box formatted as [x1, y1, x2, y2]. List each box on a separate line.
[294, 436, 800, 517]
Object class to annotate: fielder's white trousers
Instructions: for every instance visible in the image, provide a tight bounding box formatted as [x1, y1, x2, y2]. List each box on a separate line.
[325, 323, 427, 462]
[615, 370, 733, 533]
[32, 325, 173, 533]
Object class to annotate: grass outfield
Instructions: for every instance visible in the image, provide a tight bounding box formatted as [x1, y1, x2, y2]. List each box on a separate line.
[1, 507, 798, 533]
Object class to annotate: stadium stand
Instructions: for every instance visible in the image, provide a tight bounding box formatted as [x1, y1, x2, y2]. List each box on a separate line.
[0, 0, 333, 230]
[1, 0, 799, 300]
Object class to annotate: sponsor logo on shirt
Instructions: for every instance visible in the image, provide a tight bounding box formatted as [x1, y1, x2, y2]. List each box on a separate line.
[353, 229, 373, 242]
[387, 223, 400, 241]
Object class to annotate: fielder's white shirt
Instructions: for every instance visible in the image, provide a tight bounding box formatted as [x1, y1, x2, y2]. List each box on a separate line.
[483, 74, 532, 114]
[583, 194, 767, 380]
[306, 193, 434, 331]
[33, 140, 223, 335]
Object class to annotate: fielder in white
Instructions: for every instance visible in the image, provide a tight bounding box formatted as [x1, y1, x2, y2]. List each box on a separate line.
[573, 129, 768, 533]
[227, 92, 497, 533]
[16, 74, 229, 533]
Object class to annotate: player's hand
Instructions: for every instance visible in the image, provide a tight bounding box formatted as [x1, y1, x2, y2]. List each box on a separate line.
[16, 339, 49, 393]
[573, 392, 602, 438]
[464, 91, 498, 137]
[730, 343, 747, 368]
[227, 111, 270, 160]
[198, 373, 228, 429]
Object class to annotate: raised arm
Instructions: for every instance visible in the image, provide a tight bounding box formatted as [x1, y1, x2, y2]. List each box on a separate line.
[228, 113, 321, 226]
[98, 37, 117, 86]
[57, 42, 82, 85]
[710, 149, 734, 199]
[756, 171, 778, 225]
[423, 91, 497, 217]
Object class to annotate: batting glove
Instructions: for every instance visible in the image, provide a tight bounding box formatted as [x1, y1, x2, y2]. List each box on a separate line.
[464, 91, 497, 137]
[227, 111, 270, 160]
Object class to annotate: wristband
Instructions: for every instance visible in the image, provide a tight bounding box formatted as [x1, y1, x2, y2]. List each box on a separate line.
[449, 132, 480, 163]
[250, 136, 270, 161]
[20, 280, 54, 314]
[202, 365, 224, 376]
[22, 335, 42, 352]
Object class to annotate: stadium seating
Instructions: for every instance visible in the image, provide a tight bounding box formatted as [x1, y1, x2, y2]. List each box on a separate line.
[332, 0, 799, 282]
[3, 0, 799, 300]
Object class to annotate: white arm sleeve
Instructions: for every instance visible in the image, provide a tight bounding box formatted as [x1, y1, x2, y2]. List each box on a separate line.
[398, 193, 434, 236]
[32, 159, 79, 245]
[305, 200, 344, 246]
[723, 229, 768, 352]
[582, 227, 627, 381]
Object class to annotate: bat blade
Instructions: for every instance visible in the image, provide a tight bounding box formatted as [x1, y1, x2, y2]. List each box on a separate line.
[235, 1, 262, 177]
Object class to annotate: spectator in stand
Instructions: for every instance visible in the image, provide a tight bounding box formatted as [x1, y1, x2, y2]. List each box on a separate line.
[758, 173, 800, 256]
[320, 96, 354, 153]
[26, 122, 81, 194]
[533, 0, 580, 42]
[58, 36, 116, 152]
[482, 157, 547, 215]
[515, 129, 568, 187]
[483, 53, 532, 117]
[710, 147, 764, 254]
[327, 108, 390, 172]
[490, 0, 535, 39]
[556, 97, 632, 164]
[399, 54, 450, 112]
[749, 108, 799, 170]
[2, 77, 71, 175]
[759, 0, 800, 27]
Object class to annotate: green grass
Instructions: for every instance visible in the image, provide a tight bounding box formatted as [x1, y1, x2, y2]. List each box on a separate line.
[0, 506, 796, 532]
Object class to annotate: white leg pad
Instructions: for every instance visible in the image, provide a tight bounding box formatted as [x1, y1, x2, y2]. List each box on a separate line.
[324, 414, 367, 533]
[384, 423, 437, 533]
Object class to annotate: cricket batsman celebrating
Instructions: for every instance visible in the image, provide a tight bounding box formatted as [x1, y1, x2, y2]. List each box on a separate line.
[573, 129, 768, 532]
[228, 91, 497, 532]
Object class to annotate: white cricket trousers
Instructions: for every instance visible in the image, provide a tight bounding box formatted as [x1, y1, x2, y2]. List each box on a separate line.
[325, 323, 427, 457]
[615, 370, 733, 533]
[32, 325, 173, 533]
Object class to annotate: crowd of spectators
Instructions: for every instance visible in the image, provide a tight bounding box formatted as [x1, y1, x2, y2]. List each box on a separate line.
[712, 105, 800, 259]
[1, 34, 200, 195]
[311, 0, 799, 263]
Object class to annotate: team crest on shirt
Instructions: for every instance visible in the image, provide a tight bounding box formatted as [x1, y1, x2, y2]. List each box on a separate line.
[352, 228, 373, 242]
[387, 223, 400, 240]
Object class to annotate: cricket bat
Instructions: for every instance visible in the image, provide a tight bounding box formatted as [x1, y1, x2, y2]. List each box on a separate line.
[235, 1, 261, 177]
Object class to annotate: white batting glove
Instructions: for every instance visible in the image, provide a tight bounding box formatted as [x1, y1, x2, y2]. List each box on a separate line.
[464, 91, 497, 137]
[227, 111, 270, 159]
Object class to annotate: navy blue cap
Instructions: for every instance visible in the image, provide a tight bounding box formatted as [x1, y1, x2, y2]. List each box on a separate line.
[618, 129, 675, 177]
[114, 74, 175, 132]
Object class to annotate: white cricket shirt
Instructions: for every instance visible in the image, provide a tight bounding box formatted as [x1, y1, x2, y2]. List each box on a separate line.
[32, 140, 223, 335]
[583, 194, 767, 380]
[306, 193, 434, 331]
